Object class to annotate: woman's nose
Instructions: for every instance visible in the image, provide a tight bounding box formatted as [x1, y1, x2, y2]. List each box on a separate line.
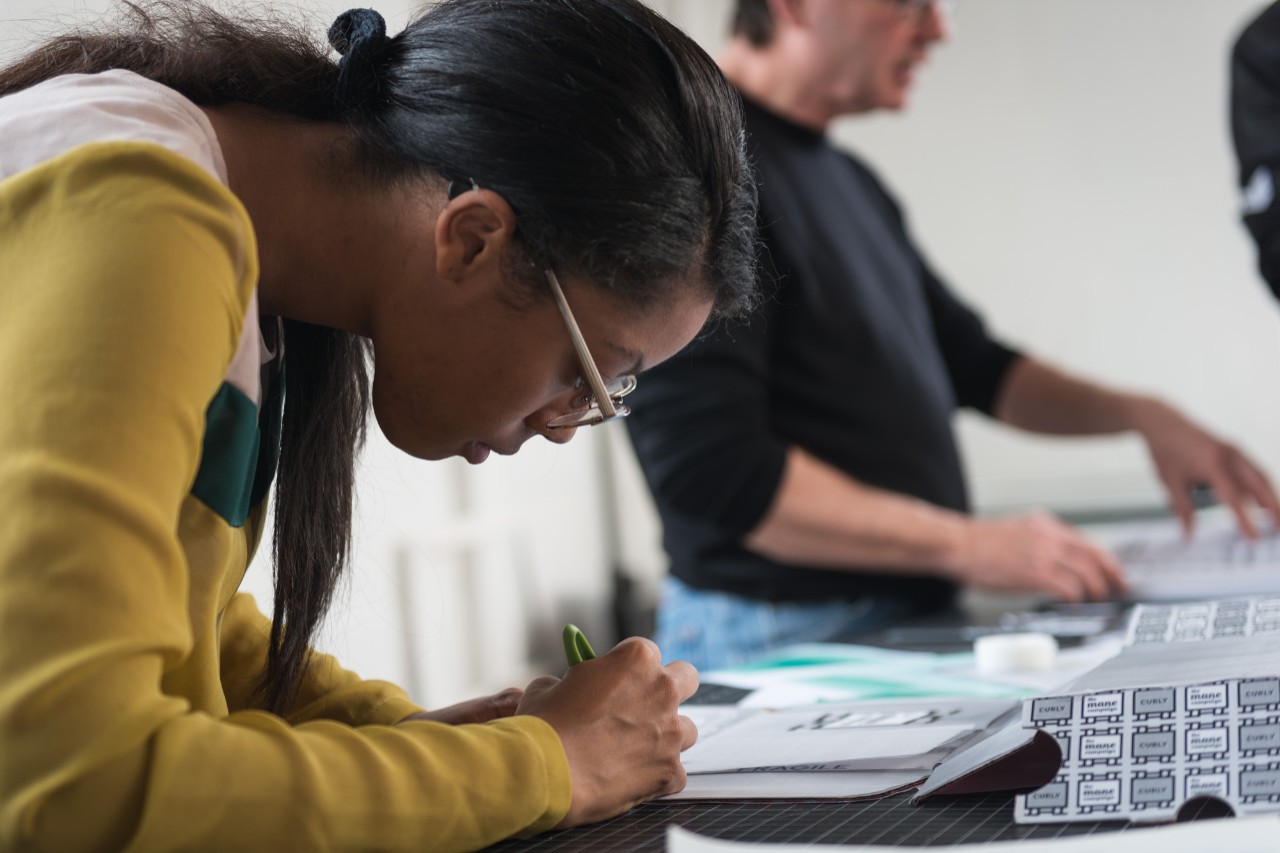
[540, 424, 578, 445]
[526, 398, 583, 444]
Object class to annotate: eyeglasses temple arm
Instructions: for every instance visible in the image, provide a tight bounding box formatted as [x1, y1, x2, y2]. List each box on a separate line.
[544, 270, 617, 418]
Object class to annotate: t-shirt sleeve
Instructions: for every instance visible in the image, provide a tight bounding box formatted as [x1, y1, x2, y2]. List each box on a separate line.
[625, 252, 789, 536]
[919, 260, 1023, 416]
[0, 143, 569, 852]
[870, 178, 1022, 415]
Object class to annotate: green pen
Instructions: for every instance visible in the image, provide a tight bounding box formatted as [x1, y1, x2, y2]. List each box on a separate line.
[562, 623, 597, 667]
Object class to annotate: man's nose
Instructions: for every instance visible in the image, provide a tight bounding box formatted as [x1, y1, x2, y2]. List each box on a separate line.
[921, 0, 951, 43]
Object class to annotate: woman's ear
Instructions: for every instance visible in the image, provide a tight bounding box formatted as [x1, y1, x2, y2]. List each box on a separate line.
[434, 188, 518, 282]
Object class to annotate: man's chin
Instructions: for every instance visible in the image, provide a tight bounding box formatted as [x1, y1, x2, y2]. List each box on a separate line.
[877, 83, 912, 111]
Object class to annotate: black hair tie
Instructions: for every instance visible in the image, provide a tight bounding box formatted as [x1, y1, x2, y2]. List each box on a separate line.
[328, 8, 389, 111]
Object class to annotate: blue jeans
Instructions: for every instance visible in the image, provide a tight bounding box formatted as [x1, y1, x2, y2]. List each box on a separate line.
[654, 576, 921, 671]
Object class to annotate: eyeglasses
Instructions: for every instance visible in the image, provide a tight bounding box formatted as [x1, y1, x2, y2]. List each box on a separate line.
[544, 269, 637, 429]
[889, 0, 955, 21]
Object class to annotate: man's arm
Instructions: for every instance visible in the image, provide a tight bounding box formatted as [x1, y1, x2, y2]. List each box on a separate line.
[995, 357, 1280, 537]
[745, 446, 1126, 602]
[626, 206, 1124, 603]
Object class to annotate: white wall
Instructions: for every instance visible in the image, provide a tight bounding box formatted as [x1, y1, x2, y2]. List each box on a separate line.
[6, 0, 1280, 706]
[861, 0, 1280, 514]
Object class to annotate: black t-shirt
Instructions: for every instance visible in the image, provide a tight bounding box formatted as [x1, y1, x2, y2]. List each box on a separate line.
[1233, 0, 1280, 303]
[625, 96, 1021, 605]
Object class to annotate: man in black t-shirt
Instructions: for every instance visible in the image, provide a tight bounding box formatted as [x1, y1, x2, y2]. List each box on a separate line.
[625, 0, 1280, 671]
[1233, 1, 1280, 304]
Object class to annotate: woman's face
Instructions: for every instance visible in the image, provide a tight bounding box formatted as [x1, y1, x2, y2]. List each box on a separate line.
[368, 258, 711, 466]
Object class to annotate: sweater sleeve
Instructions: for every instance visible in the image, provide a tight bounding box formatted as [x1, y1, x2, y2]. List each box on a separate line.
[0, 143, 569, 852]
[870, 179, 1023, 416]
[219, 593, 425, 726]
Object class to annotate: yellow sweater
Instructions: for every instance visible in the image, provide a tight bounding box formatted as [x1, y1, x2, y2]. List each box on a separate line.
[0, 140, 570, 850]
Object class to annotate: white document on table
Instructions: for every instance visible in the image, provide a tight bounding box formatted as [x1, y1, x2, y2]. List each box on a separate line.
[680, 699, 1014, 775]
[1125, 597, 1280, 644]
[667, 815, 1280, 852]
[1086, 508, 1280, 602]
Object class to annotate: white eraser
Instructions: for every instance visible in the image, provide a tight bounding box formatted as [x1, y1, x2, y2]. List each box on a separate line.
[973, 632, 1058, 674]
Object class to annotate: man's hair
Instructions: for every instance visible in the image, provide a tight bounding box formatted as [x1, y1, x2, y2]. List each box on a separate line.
[733, 0, 776, 47]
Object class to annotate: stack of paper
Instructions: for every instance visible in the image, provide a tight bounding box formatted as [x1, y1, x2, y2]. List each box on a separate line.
[671, 699, 1015, 801]
[1126, 597, 1280, 644]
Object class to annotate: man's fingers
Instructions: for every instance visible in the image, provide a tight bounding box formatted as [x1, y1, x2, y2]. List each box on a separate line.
[1045, 525, 1125, 603]
[1163, 473, 1197, 538]
[1234, 454, 1280, 527]
[1086, 540, 1128, 596]
[1210, 472, 1259, 541]
[1041, 556, 1085, 603]
[1059, 550, 1108, 601]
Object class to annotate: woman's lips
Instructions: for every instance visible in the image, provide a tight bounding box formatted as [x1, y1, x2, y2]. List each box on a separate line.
[462, 441, 491, 465]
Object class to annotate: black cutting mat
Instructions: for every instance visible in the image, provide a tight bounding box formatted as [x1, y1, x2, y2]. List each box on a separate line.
[483, 791, 1230, 852]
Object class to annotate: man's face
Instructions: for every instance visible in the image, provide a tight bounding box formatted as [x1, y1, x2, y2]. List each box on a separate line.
[805, 0, 949, 115]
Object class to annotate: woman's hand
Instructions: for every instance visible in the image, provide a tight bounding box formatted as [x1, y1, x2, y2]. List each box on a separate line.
[515, 637, 698, 828]
[400, 687, 523, 725]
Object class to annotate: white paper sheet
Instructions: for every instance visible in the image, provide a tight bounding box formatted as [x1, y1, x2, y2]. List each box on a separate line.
[680, 699, 1014, 775]
[1088, 508, 1280, 601]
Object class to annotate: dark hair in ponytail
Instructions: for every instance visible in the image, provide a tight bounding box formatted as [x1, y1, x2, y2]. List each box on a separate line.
[332, 0, 757, 316]
[1, 0, 757, 712]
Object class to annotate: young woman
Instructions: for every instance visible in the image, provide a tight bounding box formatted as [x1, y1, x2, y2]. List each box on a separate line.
[0, 1, 757, 849]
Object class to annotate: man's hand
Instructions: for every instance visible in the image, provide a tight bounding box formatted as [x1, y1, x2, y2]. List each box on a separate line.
[1132, 399, 1280, 538]
[515, 637, 698, 829]
[950, 511, 1127, 602]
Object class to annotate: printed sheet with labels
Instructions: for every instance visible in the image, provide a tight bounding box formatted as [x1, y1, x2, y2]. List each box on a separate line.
[1013, 599, 1280, 823]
